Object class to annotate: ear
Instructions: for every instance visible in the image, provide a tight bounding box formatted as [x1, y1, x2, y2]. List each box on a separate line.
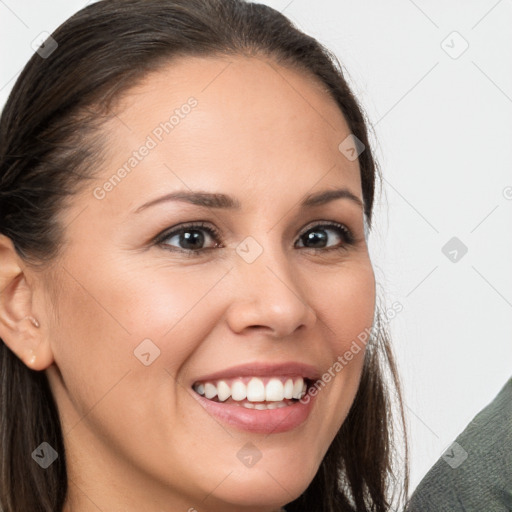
[0, 234, 54, 370]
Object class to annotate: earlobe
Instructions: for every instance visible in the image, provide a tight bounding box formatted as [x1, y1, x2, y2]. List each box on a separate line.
[25, 315, 40, 329]
[20, 321, 54, 371]
[0, 234, 54, 370]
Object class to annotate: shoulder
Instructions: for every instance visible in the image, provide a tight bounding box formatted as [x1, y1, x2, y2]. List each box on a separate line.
[407, 377, 512, 512]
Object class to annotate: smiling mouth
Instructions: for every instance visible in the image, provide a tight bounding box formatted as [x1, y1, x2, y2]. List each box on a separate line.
[192, 375, 310, 409]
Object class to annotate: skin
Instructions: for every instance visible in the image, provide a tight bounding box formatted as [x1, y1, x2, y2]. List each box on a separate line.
[0, 55, 375, 511]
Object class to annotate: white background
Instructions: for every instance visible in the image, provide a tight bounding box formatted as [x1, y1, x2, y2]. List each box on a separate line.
[1, 0, 511, 495]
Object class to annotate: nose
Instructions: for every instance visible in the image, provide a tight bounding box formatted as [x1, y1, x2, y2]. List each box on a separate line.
[225, 241, 317, 339]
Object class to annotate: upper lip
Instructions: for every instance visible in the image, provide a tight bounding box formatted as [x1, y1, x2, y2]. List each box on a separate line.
[191, 361, 322, 385]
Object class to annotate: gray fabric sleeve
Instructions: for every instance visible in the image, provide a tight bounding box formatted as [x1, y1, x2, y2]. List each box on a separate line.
[406, 376, 512, 512]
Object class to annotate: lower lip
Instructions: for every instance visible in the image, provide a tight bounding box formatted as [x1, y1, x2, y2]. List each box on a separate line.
[192, 393, 316, 434]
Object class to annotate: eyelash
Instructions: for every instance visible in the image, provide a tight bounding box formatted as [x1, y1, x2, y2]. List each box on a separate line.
[153, 220, 356, 257]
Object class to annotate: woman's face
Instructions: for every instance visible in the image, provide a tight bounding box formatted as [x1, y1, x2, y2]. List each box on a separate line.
[39, 55, 375, 511]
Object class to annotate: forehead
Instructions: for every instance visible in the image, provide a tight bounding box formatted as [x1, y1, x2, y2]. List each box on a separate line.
[87, 54, 363, 216]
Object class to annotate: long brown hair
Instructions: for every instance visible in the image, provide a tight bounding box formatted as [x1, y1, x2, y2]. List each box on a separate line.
[0, 1, 408, 510]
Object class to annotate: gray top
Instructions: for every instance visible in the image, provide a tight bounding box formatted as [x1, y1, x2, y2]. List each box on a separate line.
[407, 376, 512, 512]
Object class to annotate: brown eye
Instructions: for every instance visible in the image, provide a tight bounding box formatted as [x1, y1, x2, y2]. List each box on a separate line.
[295, 222, 354, 252]
[155, 222, 222, 254]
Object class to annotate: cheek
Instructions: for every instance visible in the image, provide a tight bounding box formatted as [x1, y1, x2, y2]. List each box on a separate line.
[116, 263, 230, 353]
[53, 259, 228, 377]
[308, 259, 376, 350]
[47, 258, 231, 467]
[303, 259, 375, 434]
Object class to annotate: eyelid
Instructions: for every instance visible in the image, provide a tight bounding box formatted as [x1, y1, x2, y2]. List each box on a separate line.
[299, 219, 352, 238]
[152, 221, 221, 247]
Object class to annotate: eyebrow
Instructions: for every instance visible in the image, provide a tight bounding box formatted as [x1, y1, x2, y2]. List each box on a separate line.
[133, 187, 364, 214]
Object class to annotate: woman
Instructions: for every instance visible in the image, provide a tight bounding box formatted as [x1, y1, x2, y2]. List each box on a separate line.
[0, 1, 408, 510]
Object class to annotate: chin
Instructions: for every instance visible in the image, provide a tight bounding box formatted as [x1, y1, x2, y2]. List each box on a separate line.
[208, 461, 316, 509]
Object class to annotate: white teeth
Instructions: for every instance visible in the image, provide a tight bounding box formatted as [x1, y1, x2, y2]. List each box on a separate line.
[283, 378, 294, 399]
[241, 400, 290, 410]
[246, 377, 266, 401]
[231, 380, 247, 401]
[204, 382, 217, 399]
[216, 380, 231, 402]
[292, 379, 304, 399]
[193, 376, 307, 403]
[265, 378, 284, 401]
